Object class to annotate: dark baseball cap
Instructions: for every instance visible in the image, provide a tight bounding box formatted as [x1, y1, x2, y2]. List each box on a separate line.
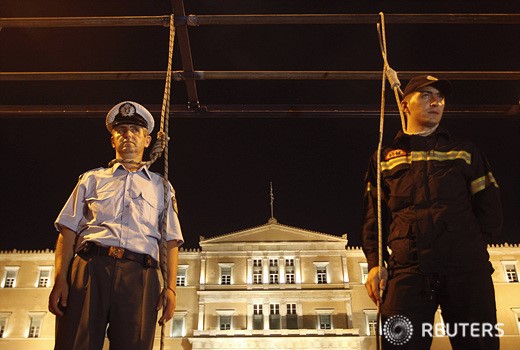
[402, 75, 452, 98]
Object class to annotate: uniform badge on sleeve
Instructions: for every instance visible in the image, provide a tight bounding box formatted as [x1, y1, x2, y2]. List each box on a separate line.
[172, 195, 179, 215]
[385, 149, 407, 160]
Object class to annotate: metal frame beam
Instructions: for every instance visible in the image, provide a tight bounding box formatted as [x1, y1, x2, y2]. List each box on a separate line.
[1, 14, 520, 28]
[0, 104, 517, 118]
[0, 16, 169, 27]
[170, 0, 199, 108]
[1, 10, 519, 114]
[2, 71, 519, 81]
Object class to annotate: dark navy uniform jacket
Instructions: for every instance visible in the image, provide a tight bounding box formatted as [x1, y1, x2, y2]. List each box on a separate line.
[361, 128, 502, 274]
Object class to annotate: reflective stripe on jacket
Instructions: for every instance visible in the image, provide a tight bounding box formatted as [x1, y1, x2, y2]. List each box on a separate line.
[361, 128, 502, 274]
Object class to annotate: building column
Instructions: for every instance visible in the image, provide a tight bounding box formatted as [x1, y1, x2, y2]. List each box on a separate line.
[279, 257, 286, 284]
[280, 301, 287, 329]
[198, 302, 205, 331]
[263, 301, 270, 330]
[295, 256, 302, 285]
[345, 297, 353, 329]
[199, 254, 206, 291]
[297, 303, 304, 329]
[247, 257, 253, 288]
[263, 257, 269, 285]
[247, 301, 253, 330]
[342, 254, 349, 287]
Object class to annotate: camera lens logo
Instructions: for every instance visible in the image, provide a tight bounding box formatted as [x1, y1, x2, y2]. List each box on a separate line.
[383, 315, 413, 345]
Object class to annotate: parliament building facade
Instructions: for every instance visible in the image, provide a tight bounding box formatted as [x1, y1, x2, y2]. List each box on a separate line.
[1, 220, 519, 349]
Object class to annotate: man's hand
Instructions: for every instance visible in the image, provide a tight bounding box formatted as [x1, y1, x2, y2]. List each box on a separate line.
[48, 278, 69, 317]
[365, 266, 388, 305]
[48, 228, 76, 317]
[157, 287, 176, 326]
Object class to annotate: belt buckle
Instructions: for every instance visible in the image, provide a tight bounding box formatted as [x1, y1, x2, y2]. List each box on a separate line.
[108, 246, 125, 259]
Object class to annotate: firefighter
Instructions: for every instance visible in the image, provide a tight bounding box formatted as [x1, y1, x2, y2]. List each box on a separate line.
[361, 75, 502, 349]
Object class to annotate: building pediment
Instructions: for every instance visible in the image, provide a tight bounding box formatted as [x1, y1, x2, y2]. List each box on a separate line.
[199, 221, 347, 248]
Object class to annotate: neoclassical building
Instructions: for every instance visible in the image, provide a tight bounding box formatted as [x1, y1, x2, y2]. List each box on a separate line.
[1, 219, 519, 349]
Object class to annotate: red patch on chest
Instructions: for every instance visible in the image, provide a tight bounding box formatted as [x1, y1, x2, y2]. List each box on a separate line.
[385, 149, 408, 160]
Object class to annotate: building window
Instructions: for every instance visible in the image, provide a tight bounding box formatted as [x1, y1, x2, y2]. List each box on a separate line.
[253, 259, 263, 284]
[28, 313, 45, 338]
[217, 309, 234, 331]
[363, 309, 378, 336]
[316, 309, 333, 330]
[219, 316, 231, 330]
[269, 259, 279, 284]
[176, 265, 188, 287]
[314, 262, 329, 284]
[5, 271, 17, 288]
[221, 268, 231, 285]
[37, 267, 52, 288]
[253, 304, 263, 330]
[318, 314, 332, 330]
[219, 263, 234, 285]
[285, 259, 295, 284]
[317, 267, 327, 284]
[2, 267, 20, 288]
[502, 261, 519, 283]
[0, 313, 10, 338]
[170, 311, 187, 337]
[269, 304, 280, 329]
[360, 262, 369, 284]
[286, 303, 298, 329]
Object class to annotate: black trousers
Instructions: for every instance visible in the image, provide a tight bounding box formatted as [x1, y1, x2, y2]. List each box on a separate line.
[55, 254, 161, 350]
[380, 270, 499, 350]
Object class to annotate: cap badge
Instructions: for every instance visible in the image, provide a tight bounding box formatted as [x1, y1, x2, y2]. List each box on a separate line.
[119, 103, 136, 117]
[426, 75, 438, 81]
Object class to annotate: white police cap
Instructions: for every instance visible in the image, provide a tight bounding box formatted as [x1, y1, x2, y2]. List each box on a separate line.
[105, 101, 155, 134]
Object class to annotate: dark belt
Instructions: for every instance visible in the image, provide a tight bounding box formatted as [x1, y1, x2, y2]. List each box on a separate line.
[80, 242, 158, 269]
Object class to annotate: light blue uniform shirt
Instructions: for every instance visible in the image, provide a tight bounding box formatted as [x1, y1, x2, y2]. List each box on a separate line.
[55, 163, 184, 261]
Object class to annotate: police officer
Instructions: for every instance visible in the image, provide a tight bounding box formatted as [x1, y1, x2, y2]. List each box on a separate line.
[49, 101, 184, 350]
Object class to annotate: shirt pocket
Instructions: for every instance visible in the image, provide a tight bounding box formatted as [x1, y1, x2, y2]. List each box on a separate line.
[85, 188, 117, 223]
[130, 187, 165, 229]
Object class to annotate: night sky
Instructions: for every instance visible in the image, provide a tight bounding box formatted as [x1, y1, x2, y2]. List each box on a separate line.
[1, 1, 519, 250]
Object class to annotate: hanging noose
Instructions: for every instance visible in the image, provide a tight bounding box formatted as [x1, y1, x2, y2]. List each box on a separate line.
[374, 12, 406, 350]
[158, 13, 175, 350]
[106, 14, 175, 349]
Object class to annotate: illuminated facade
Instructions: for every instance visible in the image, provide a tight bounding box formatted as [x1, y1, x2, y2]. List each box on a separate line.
[1, 221, 519, 349]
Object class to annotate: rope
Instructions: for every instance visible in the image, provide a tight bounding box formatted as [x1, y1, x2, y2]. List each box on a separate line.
[375, 30, 387, 350]
[107, 8, 175, 169]
[107, 14, 175, 350]
[159, 14, 175, 350]
[374, 12, 407, 349]
[376, 13, 407, 133]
